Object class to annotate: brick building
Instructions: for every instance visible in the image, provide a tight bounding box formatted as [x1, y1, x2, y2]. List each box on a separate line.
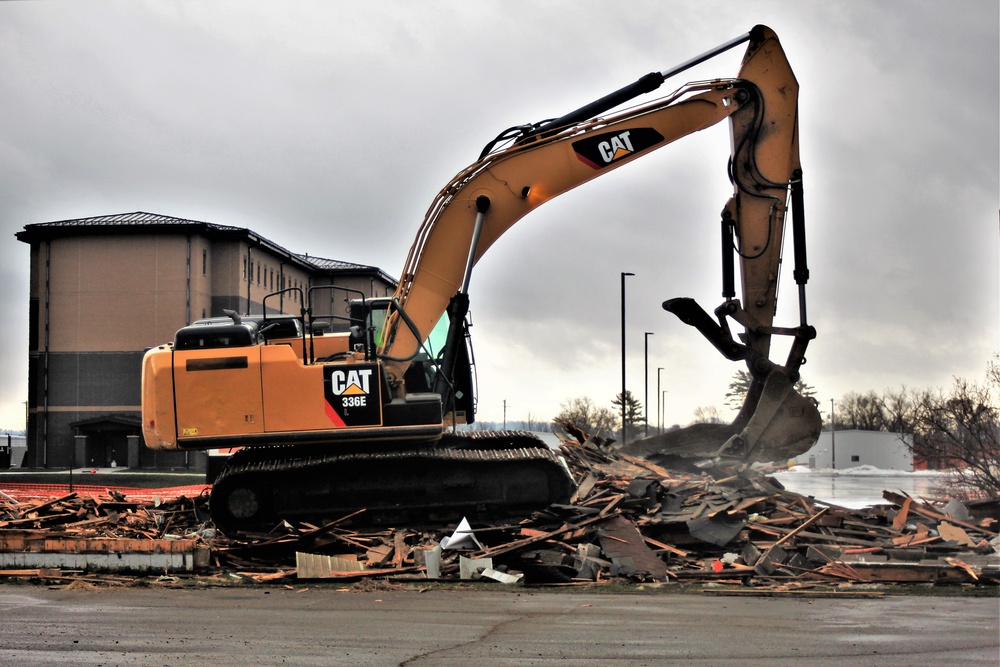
[15, 212, 396, 470]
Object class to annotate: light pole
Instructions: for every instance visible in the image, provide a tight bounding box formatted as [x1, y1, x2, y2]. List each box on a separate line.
[620, 271, 634, 445]
[661, 390, 668, 431]
[656, 367, 663, 432]
[830, 398, 836, 470]
[644, 332, 653, 438]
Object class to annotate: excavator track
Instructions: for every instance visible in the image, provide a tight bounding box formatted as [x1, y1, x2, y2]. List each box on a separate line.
[209, 431, 576, 536]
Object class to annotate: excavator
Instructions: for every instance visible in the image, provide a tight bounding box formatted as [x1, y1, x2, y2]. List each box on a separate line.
[141, 25, 821, 535]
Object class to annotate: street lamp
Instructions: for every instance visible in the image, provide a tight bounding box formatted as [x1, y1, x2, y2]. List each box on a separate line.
[620, 271, 634, 445]
[661, 390, 668, 431]
[656, 367, 663, 432]
[830, 398, 836, 470]
[644, 332, 653, 438]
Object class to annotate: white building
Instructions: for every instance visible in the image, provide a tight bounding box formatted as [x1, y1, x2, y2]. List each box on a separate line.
[790, 430, 913, 471]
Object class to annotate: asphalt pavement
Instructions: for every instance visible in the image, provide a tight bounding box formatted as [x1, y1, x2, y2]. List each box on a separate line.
[1, 585, 997, 666]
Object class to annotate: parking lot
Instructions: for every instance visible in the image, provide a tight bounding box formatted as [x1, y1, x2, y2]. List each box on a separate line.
[2, 585, 998, 666]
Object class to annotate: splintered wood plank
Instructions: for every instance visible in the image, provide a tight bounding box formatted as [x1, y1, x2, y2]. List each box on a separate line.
[617, 453, 674, 478]
[1, 512, 78, 528]
[23, 494, 78, 515]
[571, 475, 598, 503]
[391, 530, 409, 568]
[519, 528, 549, 538]
[892, 496, 912, 531]
[730, 496, 770, 514]
[598, 494, 624, 517]
[892, 533, 939, 548]
[641, 535, 689, 557]
[944, 557, 979, 581]
[237, 569, 296, 583]
[0, 568, 62, 578]
[884, 491, 997, 537]
[774, 508, 830, 547]
[476, 514, 610, 558]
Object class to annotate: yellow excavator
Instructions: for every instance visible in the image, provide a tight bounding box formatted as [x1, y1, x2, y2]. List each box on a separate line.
[141, 25, 821, 534]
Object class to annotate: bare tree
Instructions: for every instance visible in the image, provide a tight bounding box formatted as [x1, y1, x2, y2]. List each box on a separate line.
[831, 386, 918, 432]
[878, 385, 918, 433]
[823, 361, 998, 497]
[554, 397, 618, 438]
[837, 390, 887, 430]
[524, 413, 551, 432]
[909, 362, 1000, 498]
[692, 405, 723, 424]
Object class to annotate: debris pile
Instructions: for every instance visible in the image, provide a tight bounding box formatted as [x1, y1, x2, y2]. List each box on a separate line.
[0, 490, 211, 538]
[211, 431, 996, 589]
[0, 490, 212, 577]
[1, 427, 998, 590]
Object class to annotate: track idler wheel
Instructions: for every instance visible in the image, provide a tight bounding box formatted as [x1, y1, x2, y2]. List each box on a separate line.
[210, 475, 272, 535]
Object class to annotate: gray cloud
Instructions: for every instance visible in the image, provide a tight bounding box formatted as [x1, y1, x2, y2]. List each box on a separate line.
[1, 0, 996, 428]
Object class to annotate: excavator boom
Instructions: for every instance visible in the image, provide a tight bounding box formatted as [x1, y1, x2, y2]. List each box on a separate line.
[379, 25, 820, 462]
[382, 26, 800, 375]
[380, 81, 742, 380]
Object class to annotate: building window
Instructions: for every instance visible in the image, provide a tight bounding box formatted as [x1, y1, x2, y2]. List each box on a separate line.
[243, 257, 247, 280]
[270, 269, 274, 291]
[256, 264, 260, 285]
[202, 249, 207, 276]
[850, 455, 860, 463]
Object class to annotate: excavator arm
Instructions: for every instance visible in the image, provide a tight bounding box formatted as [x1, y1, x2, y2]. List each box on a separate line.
[379, 25, 820, 462]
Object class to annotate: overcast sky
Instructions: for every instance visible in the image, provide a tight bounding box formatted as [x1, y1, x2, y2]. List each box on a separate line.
[1, 1, 997, 431]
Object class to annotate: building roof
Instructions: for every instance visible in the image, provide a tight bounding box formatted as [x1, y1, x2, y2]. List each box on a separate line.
[297, 254, 397, 286]
[16, 211, 244, 237]
[15, 211, 397, 285]
[298, 253, 390, 274]
[300, 254, 368, 271]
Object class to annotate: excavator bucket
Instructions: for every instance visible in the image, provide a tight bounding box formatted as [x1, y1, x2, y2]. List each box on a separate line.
[719, 372, 822, 462]
[622, 372, 821, 467]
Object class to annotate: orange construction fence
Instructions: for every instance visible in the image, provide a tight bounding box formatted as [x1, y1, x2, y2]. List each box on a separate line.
[0, 482, 211, 503]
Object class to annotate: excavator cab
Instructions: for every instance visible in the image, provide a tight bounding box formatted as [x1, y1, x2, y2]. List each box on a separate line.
[351, 298, 476, 425]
